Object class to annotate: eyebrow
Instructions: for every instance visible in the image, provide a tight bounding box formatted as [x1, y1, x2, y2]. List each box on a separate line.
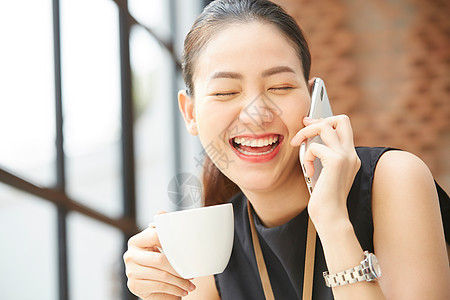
[209, 71, 243, 81]
[262, 66, 296, 77]
[208, 66, 296, 81]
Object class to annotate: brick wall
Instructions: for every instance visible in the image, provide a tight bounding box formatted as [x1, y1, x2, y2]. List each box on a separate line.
[274, 0, 450, 192]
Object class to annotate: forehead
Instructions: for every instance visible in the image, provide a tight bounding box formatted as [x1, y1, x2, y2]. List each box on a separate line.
[193, 21, 303, 80]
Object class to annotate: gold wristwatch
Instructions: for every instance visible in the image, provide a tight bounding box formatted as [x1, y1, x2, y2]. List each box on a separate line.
[323, 251, 382, 287]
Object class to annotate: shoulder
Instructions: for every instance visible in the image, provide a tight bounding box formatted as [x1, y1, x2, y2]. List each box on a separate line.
[354, 146, 398, 183]
[374, 150, 432, 182]
[372, 150, 439, 210]
[371, 149, 442, 233]
[371, 149, 438, 230]
[370, 150, 450, 298]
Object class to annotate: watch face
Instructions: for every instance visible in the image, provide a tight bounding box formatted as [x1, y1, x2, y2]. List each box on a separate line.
[370, 254, 382, 278]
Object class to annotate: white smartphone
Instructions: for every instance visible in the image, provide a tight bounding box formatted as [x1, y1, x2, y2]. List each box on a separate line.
[300, 78, 333, 195]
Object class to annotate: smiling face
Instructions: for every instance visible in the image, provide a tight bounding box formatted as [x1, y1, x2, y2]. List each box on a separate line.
[179, 21, 311, 193]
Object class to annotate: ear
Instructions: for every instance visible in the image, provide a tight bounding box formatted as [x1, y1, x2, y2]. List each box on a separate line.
[308, 77, 317, 94]
[178, 90, 198, 136]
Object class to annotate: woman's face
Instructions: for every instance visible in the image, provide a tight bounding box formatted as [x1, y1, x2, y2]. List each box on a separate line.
[182, 21, 311, 192]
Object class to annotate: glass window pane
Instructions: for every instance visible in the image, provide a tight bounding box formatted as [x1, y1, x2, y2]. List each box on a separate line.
[129, 0, 170, 40]
[130, 1, 205, 227]
[0, 184, 58, 300]
[130, 25, 179, 228]
[67, 212, 123, 300]
[0, 0, 56, 186]
[60, 0, 122, 218]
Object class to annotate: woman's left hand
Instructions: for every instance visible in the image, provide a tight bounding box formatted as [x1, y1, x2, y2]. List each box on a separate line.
[290, 115, 361, 228]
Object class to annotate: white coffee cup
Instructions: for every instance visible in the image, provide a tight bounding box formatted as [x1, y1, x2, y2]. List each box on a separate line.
[153, 203, 234, 279]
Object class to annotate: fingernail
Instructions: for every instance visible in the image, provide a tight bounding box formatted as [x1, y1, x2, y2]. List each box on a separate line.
[304, 116, 312, 121]
[189, 282, 196, 291]
[291, 134, 302, 145]
[182, 290, 188, 296]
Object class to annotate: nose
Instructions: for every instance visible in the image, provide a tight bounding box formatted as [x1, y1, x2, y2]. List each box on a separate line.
[238, 93, 274, 126]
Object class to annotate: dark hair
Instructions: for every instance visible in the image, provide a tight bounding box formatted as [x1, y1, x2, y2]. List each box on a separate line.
[181, 0, 311, 206]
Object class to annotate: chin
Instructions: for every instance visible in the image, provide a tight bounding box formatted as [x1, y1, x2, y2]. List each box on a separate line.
[230, 170, 280, 193]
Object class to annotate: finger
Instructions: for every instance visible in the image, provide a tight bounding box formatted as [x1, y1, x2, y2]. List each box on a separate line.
[128, 228, 162, 249]
[128, 278, 189, 298]
[291, 120, 341, 149]
[290, 118, 327, 146]
[129, 248, 182, 278]
[303, 115, 354, 148]
[322, 115, 354, 149]
[125, 262, 195, 293]
[151, 293, 183, 300]
[302, 116, 321, 125]
[303, 142, 331, 178]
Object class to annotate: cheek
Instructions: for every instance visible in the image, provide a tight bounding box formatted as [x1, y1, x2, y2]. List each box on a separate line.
[195, 101, 236, 145]
[278, 97, 310, 134]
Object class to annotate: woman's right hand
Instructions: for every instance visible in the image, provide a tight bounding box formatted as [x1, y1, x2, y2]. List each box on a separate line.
[123, 221, 197, 299]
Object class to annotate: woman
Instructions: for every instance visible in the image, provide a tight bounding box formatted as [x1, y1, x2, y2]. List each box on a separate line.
[123, 0, 450, 299]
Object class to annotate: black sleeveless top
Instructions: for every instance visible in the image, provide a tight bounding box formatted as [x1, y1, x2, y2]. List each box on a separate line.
[214, 147, 450, 300]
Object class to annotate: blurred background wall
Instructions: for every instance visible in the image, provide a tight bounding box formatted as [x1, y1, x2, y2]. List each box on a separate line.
[274, 0, 450, 190]
[0, 0, 448, 299]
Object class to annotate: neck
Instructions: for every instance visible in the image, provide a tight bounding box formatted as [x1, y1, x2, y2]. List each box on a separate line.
[241, 167, 310, 228]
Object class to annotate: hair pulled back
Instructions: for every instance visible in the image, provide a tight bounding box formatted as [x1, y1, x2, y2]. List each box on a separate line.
[181, 0, 311, 206]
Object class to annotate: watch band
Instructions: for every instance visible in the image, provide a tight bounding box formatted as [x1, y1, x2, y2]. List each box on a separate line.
[323, 251, 379, 287]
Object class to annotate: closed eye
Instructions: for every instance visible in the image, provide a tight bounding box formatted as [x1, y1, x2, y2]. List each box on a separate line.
[208, 91, 241, 99]
[214, 92, 238, 96]
[268, 86, 296, 95]
[269, 86, 294, 91]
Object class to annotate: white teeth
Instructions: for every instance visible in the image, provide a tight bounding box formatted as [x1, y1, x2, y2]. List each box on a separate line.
[241, 139, 251, 146]
[236, 143, 277, 155]
[233, 135, 279, 147]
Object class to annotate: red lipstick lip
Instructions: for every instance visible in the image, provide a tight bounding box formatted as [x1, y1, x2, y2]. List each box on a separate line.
[228, 134, 284, 163]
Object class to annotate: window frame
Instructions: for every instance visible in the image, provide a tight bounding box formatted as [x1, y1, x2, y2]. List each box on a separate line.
[0, 0, 183, 299]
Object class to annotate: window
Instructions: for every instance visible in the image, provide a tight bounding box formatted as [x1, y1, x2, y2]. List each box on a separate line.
[0, 0, 202, 299]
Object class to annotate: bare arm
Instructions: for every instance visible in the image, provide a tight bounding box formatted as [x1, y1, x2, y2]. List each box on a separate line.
[292, 116, 449, 299]
[311, 150, 450, 299]
[294, 115, 386, 299]
[372, 150, 450, 299]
